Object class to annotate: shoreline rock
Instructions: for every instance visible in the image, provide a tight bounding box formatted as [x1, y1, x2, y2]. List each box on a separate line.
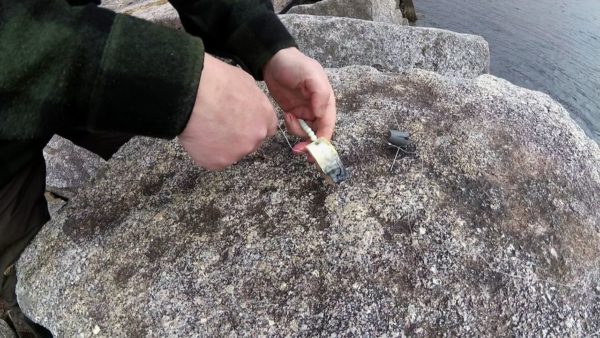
[288, 0, 406, 25]
[281, 14, 489, 77]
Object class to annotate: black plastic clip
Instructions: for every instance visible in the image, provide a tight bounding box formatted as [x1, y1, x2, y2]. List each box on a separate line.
[388, 130, 412, 149]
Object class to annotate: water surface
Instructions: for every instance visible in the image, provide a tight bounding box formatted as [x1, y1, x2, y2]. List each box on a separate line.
[416, 0, 600, 143]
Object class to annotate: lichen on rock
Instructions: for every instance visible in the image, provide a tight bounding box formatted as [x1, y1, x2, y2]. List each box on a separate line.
[16, 66, 600, 336]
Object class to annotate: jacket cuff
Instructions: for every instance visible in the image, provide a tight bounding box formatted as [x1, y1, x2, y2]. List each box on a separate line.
[88, 13, 204, 138]
[227, 12, 297, 80]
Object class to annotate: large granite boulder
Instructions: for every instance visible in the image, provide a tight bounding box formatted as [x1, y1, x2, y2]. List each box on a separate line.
[281, 14, 489, 77]
[43, 136, 106, 199]
[99, 0, 183, 29]
[17, 66, 600, 336]
[288, 0, 405, 25]
[100, 3, 489, 78]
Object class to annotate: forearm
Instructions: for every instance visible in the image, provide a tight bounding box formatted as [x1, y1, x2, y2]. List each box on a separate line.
[0, 0, 204, 140]
[169, 0, 297, 79]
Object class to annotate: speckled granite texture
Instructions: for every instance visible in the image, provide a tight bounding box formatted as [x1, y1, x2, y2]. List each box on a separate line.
[100, 1, 489, 79]
[17, 66, 600, 336]
[288, 0, 405, 25]
[280, 14, 489, 77]
[43, 136, 106, 199]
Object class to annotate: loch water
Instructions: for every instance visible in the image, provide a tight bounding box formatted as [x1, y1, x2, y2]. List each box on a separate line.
[416, 0, 600, 144]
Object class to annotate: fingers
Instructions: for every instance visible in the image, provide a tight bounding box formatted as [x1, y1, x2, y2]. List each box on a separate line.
[314, 95, 336, 140]
[284, 114, 313, 161]
[285, 88, 336, 141]
[308, 76, 336, 140]
[180, 54, 279, 171]
[263, 49, 337, 161]
[291, 141, 315, 162]
[283, 112, 308, 138]
[266, 107, 278, 138]
[289, 105, 315, 121]
[292, 141, 308, 154]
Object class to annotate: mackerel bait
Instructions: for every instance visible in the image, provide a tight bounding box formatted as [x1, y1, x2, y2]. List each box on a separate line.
[298, 119, 349, 184]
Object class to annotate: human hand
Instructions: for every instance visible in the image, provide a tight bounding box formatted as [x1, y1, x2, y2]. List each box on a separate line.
[178, 54, 277, 170]
[263, 47, 336, 155]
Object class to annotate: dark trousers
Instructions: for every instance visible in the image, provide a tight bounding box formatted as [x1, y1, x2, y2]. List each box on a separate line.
[0, 131, 131, 336]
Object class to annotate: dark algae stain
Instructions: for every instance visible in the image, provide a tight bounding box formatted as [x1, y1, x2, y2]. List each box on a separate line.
[179, 200, 223, 236]
[433, 158, 580, 282]
[173, 169, 202, 194]
[252, 200, 276, 237]
[114, 263, 137, 288]
[140, 174, 166, 196]
[63, 199, 129, 244]
[145, 236, 171, 261]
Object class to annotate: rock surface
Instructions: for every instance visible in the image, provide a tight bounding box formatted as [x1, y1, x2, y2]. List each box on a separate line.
[100, 0, 152, 12]
[272, 0, 296, 13]
[102, 0, 308, 15]
[100, 3, 489, 78]
[121, 0, 183, 29]
[43, 136, 106, 199]
[281, 14, 489, 77]
[45, 193, 67, 220]
[17, 66, 600, 336]
[102, 0, 299, 14]
[0, 320, 15, 338]
[288, 0, 405, 25]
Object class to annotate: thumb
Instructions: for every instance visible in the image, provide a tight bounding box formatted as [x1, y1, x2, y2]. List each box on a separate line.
[292, 141, 315, 163]
[292, 141, 309, 154]
[307, 78, 336, 141]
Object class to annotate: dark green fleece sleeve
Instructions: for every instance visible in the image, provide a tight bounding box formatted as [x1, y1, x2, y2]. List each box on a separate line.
[168, 0, 297, 80]
[0, 0, 204, 140]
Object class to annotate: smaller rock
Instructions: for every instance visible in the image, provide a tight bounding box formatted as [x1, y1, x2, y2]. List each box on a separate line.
[399, 0, 417, 23]
[92, 325, 101, 335]
[45, 192, 66, 220]
[120, 0, 183, 29]
[43, 136, 106, 199]
[288, 0, 404, 25]
[0, 319, 16, 338]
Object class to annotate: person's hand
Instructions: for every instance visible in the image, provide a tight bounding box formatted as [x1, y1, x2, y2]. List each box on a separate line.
[263, 47, 336, 155]
[178, 54, 277, 171]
